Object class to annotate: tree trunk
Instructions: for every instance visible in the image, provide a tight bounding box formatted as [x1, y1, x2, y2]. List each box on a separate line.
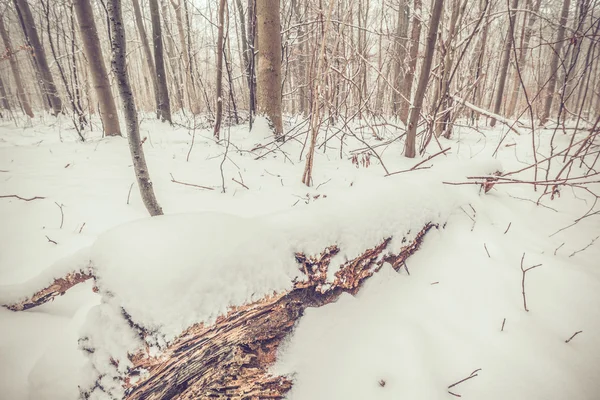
[0, 15, 33, 118]
[404, 0, 444, 158]
[73, 0, 121, 136]
[490, 0, 519, 127]
[171, 0, 199, 114]
[108, 0, 163, 217]
[256, 0, 283, 138]
[13, 0, 62, 115]
[149, 0, 172, 123]
[214, 0, 226, 139]
[505, 0, 541, 118]
[398, 0, 422, 125]
[392, 0, 410, 115]
[0, 74, 10, 112]
[131, 0, 160, 117]
[539, 0, 571, 125]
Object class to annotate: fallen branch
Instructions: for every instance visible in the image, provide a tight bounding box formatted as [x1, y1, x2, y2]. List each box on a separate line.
[520, 253, 542, 312]
[386, 148, 450, 177]
[54, 202, 64, 229]
[447, 368, 482, 397]
[565, 330, 583, 343]
[0, 195, 46, 201]
[45, 235, 58, 245]
[3, 270, 94, 311]
[451, 95, 524, 136]
[170, 173, 215, 191]
[231, 177, 249, 190]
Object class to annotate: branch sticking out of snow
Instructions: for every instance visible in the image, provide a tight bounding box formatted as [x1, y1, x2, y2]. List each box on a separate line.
[451, 95, 524, 136]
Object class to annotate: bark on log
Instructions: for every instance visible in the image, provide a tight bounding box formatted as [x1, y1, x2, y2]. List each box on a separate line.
[3, 270, 94, 311]
[122, 223, 435, 399]
[3, 223, 435, 399]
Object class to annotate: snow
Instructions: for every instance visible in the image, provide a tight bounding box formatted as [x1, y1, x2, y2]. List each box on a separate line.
[0, 113, 599, 399]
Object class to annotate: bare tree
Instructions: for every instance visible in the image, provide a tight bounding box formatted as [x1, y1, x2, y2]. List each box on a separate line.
[490, 0, 519, 127]
[540, 0, 572, 125]
[399, 0, 422, 124]
[0, 13, 33, 118]
[214, 0, 226, 139]
[149, 0, 172, 123]
[392, 0, 409, 115]
[256, 0, 283, 138]
[405, 0, 444, 158]
[131, 0, 160, 116]
[13, 0, 62, 115]
[73, 0, 121, 136]
[107, 0, 163, 216]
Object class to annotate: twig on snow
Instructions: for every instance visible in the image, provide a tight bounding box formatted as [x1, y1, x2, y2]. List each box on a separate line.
[565, 330, 583, 343]
[504, 222, 512, 234]
[54, 202, 64, 229]
[569, 235, 599, 258]
[170, 173, 214, 191]
[231, 178, 249, 190]
[520, 253, 542, 312]
[483, 243, 491, 258]
[501, 318, 506, 332]
[78, 222, 86, 234]
[127, 182, 134, 205]
[385, 148, 450, 177]
[554, 242, 565, 255]
[45, 235, 58, 245]
[0, 195, 46, 201]
[448, 368, 482, 396]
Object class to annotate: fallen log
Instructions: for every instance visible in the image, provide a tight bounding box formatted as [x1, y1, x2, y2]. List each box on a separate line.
[120, 223, 435, 400]
[3, 223, 435, 399]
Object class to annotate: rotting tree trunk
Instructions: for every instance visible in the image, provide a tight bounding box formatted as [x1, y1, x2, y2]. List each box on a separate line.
[256, 0, 283, 138]
[108, 0, 163, 216]
[3, 222, 435, 399]
[13, 0, 62, 115]
[405, 0, 444, 158]
[73, 0, 121, 136]
[214, 0, 226, 139]
[399, 0, 422, 125]
[490, 0, 519, 127]
[149, 0, 172, 123]
[131, 0, 160, 117]
[0, 15, 33, 118]
[539, 0, 571, 125]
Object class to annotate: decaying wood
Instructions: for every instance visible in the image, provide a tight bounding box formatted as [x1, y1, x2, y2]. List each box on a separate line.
[3, 270, 94, 311]
[122, 223, 435, 400]
[4, 223, 435, 399]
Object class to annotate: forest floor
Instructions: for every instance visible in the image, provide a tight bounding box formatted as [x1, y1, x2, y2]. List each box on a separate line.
[0, 114, 599, 399]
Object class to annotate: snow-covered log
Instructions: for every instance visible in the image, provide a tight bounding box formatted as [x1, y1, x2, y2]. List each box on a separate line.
[451, 95, 525, 136]
[121, 223, 435, 399]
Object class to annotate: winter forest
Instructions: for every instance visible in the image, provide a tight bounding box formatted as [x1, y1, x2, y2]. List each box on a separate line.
[0, 0, 599, 398]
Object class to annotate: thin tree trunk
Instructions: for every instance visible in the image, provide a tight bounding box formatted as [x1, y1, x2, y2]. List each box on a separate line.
[392, 0, 409, 115]
[399, 0, 422, 125]
[149, 0, 172, 123]
[132, 0, 159, 117]
[490, 0, 519, 127]
[170, 0, 199, 114]
[404, 0, 444, 158]
[73, 0, 121, 136]
[107, 0, 163, 217]
[0, 15, 33, 118]
[539, 0, 571, 125]
[256, 0, 283, 138]
[13, 0, 62, 115]
[0, 74, 10, 111]
[506, 0, 541, 118]
[214, 0, 226, 138]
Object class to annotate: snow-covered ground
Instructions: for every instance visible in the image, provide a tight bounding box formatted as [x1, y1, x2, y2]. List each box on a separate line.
[0, 114, 598, 399]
